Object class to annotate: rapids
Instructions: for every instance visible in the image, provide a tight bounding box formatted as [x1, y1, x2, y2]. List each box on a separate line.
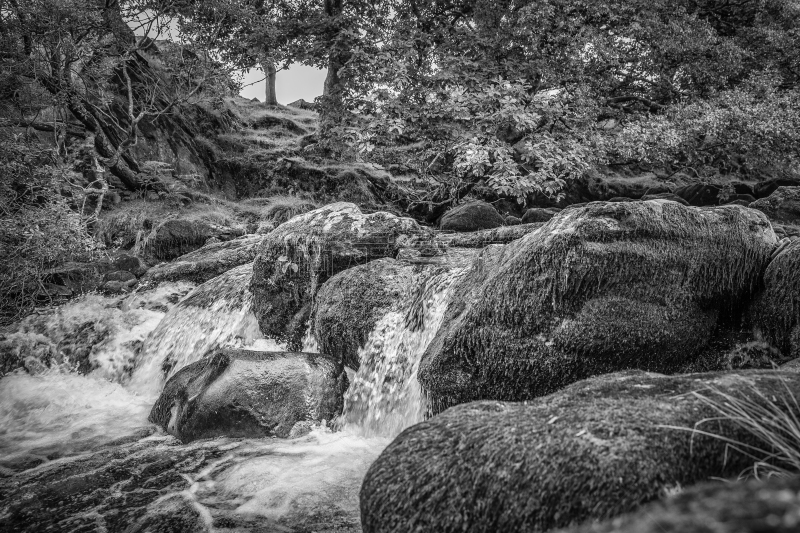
[0, 255, 465, 529]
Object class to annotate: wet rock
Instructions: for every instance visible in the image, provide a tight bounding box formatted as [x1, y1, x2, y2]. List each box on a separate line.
[102, 280, 127, 293]
[143, 234, 266, 285]
[251, 202, 431, 348]
[504, 215, 521, 226]
[521, 207, 561, 223]
[750, 186, 800, 227]
[559, 474, 800, 533]
[419, 201, 777, 412]
[148, 349, 347, 442]
[314, 259, 415, 369]
[440, 201, 504, 232]
[127, 493, 211, 533]
[361, 370, 800, 533]
[640, 192, 690, 205]
[751, 239, 800, 360]
[0, 436, 228, 533]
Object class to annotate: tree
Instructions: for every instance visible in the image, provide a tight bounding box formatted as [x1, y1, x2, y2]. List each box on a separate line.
[1, 0, 234, 191]
[330, 0, 800, 211]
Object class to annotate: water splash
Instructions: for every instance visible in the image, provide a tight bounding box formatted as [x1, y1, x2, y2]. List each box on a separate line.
[0, 370, 152, 462]
[129, 263, 265, 395]
[341, 266, 465, 437]
[0, 282, 193, 382]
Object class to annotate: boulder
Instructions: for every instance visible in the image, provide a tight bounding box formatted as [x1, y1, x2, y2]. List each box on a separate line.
[361, 370, 800, 533]
[439, 201, 504, 232]
[250, 202, 431, 348]
[434, 223, 545, 249]
[640, 192, 690, 205]
[143, 234, 267, 285]
[418, 201, 777, 413]
[141, 218, 246, 262]
[754, 177, 800, 198]
[111, 253, 149, 277]
[751, 239, 800, 360]
[674, 183, 723, 206]
[750, 186, 800, 227]
[148, 349, 347, 442]
[504, 215, 521, 226]
[313, 259, 415, 369]
[521, 207, 561, 223]
[559, 475, 800, 533]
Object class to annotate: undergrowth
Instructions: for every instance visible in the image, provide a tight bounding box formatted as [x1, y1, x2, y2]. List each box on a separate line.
[666, 374, 800, 480]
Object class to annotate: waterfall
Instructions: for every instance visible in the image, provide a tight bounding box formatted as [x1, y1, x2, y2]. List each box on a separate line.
[340, 265, 466, 437]
[128, 263, 265, 395]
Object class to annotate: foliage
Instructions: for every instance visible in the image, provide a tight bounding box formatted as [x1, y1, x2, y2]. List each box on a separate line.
[0, 137, 101, 324]
[331, 0, 800, 202]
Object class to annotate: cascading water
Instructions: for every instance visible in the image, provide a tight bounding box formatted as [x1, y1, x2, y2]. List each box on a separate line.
[0, 249, 472, 530]
[340, 266, 466, 437]
[128, 263, 270, 396]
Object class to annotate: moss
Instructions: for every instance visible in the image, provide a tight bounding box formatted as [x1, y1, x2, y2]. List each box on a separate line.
[143, 234, 266, 285]
[559, 474, 800, 533]
[250, 203, 432, 349]
[752, 239, 800, 359]
[149, 349, 347, 442]
[313, 258, 415, 369]
[361, 370, 800, 533]
[439, 200, 504, 232]
[419, 201, 777, 413]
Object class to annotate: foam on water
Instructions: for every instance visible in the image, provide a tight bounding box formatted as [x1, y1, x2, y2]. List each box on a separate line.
[0, 370, 152, 461]
[341, 266, 465, 437]
[186, 428, 389, 527]
[0, 250, 472, 528]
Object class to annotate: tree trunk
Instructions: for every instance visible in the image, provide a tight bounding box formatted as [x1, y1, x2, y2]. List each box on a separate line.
[263, 61, 278, 105]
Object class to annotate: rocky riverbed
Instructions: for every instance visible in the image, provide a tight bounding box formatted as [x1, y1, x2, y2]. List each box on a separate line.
[2, 195, 800, 532]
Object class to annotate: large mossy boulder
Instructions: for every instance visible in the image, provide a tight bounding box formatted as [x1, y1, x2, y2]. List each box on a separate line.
[361, 370, 800, 533]
[558, 474, 800, 533]
[250, 202, 431, 348]
[750, 186, 800, 227]
[419, 200, 777, 412]
[439, 201, 504, 232]
[752, 239, 800, 360]
[149, 349, 347, 442]
[313, 258, 415, 370]
[143, 234, 267, 284]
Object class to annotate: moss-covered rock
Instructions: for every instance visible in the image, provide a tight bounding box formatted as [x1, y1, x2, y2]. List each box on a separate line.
[361, 370, 800, 533]
[250, 202, 431, 348]
[149, 349, 347, 442]
[558, 475, 800, 533]
[434, 222, 545, 248]
[521, 207, 561, 223]
[419, 200, 777, 412]
[439, 201, 504, 232]
[313, 258, 415, 369]
[752, 239, 800, 360]
[143, 234, 266, 284]
[751, 186, 800, 227]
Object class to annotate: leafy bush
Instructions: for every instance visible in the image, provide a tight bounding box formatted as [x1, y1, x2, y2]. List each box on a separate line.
[0, 138, 100, 324]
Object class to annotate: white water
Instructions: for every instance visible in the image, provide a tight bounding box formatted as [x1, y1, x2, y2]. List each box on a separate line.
[341, 267, 465, 436]
[0, 255, 465, 528]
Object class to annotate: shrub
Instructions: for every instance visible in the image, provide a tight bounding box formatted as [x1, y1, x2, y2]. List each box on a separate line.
[0, 138, 100, 324]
